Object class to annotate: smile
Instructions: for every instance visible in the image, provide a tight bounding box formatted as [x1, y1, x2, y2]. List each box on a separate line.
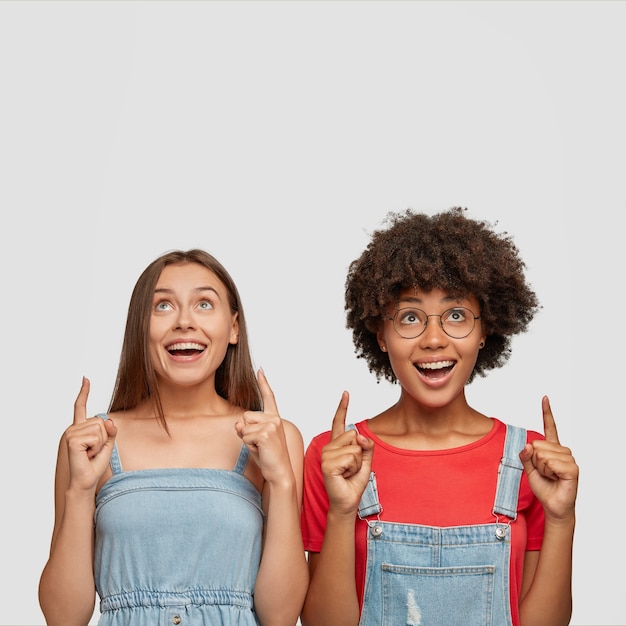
[167, 342, 206, 356]
[416, 360, 455, 379]
[417, 360, 455, 370]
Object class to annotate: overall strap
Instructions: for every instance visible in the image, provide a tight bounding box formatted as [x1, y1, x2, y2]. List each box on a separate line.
[233, 444, 250, 475]
[347, 424, 383, 518]
[492, 424, 526, 520]
[97, 413, 123, 475]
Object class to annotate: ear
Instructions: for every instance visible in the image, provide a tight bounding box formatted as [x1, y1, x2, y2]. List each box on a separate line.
[377, 329, 387, 352]
[230, 313, 239, 345]
[479, 334, 487, 349]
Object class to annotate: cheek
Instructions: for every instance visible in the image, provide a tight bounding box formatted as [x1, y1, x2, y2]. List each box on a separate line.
[201, 316, 237, 346]
[459, 344, 482, 373]
[149, 314, 168, 337]
[384, 338, 414, 366]
[147, 341, 163, 370]
[148, 329, 164, 355]
[147, 321, 169, 360]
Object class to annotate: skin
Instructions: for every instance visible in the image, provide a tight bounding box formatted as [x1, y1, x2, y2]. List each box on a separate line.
[301, 287, 578, 626]
[39, 263, 308, 626]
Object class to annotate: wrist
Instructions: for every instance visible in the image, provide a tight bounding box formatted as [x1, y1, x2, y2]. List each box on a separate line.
[264, 473, 297, 493]
[327, 507, 358, 524]
[543, 511, 576, 532]
[65, 484, 97, 502]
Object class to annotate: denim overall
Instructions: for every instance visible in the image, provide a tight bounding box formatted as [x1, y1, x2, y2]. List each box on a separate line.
[352, 423, 526, 626]
[94, 414, 264, 626]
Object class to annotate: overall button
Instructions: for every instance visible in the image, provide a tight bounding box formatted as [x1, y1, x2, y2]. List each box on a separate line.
[172, 616, 181, 625]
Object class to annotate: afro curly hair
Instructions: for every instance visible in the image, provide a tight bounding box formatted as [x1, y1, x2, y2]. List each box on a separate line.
[345, 207, 540, 384]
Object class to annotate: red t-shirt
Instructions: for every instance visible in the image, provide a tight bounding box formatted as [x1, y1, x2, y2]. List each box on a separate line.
[301, 418, 545, 626]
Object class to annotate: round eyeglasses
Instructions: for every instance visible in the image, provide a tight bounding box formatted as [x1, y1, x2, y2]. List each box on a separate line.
[389, 307, 480, 339]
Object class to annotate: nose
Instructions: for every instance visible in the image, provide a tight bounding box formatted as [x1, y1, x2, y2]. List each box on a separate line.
[419, 314, 448, 347]
[174, 307, 196, 330]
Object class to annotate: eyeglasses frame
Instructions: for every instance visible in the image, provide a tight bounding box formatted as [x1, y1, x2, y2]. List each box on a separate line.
[388, 306, 481, 340]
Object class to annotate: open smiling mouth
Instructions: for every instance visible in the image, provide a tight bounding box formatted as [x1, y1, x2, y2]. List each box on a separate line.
[167, 342, 207, 357]
[416, 360, 455, 379]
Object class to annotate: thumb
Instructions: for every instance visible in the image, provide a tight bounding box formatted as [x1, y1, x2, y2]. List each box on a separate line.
[104, 418, 118, 443]
[359, 435, 375, 473]
[519, 443, 536, 476]
[90, 418, 117, 467]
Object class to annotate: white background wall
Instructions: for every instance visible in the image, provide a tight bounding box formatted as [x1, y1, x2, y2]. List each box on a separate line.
[1, 1, 623, 624]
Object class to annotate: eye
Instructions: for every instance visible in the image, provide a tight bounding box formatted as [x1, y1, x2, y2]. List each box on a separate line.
[398, 308, 425, 326]
[154, 300, 173, 312]
[197, 299, 214, 311]
[444, 308, 468, 324]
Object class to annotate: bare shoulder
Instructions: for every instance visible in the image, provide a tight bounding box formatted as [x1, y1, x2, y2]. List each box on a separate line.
[105, 408, 139, 423]
[280, 419, 305, 475]
[281, 418, 304, 445]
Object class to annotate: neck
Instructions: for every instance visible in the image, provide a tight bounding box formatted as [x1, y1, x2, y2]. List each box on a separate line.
[146, 378, 234, 419]
[383, 389, 487, 434]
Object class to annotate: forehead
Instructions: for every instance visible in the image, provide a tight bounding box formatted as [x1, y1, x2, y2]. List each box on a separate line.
[397, 287, 479, 308]
[155, 262, 227, 294]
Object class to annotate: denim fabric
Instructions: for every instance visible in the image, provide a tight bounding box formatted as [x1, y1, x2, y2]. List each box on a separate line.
[94, 414, 264, 626]
[351, 424, 526, 626]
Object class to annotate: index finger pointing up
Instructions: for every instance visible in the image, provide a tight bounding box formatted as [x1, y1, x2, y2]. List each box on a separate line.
[330, 391, 350, 440]
[257, 368, 279, 416]
[73, 376, 90, 424]
[541, 395, 561, 444]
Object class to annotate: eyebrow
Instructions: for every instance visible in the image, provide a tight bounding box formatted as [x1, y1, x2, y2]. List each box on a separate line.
[398, 295, 467, 306]
[154, 286, 221, 298]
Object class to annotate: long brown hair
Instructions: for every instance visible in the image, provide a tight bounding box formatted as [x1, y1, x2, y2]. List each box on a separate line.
[108, 249, 262, 429]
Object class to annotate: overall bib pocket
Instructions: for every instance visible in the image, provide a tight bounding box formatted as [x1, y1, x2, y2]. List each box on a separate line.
[380, 562, 495, 626]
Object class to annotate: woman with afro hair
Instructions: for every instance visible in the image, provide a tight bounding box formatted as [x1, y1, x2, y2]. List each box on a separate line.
[300, 207, 578, 626]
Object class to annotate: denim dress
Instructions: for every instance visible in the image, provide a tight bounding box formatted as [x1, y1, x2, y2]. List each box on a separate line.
[351, 423, 526, 626]
[94, 415, 264, 626]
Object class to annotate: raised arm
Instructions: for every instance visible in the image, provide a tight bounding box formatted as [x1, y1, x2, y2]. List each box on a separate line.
[235, 369, 309, 626]
[518, 396, 578, 626]
[39, 378, 117, 626]
[300, 392, 374, 626]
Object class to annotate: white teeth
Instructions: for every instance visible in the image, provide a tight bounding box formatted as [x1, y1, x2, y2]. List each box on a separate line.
[418, 360, 454, 370]
[168, 342, 205, 351]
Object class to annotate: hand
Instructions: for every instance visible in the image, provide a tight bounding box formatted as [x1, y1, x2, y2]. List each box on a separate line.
[320, 391, 374, 516]
[235, 369, 294, 485]
[64, 377, 117, 493]
[519, 396, 578, 522]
